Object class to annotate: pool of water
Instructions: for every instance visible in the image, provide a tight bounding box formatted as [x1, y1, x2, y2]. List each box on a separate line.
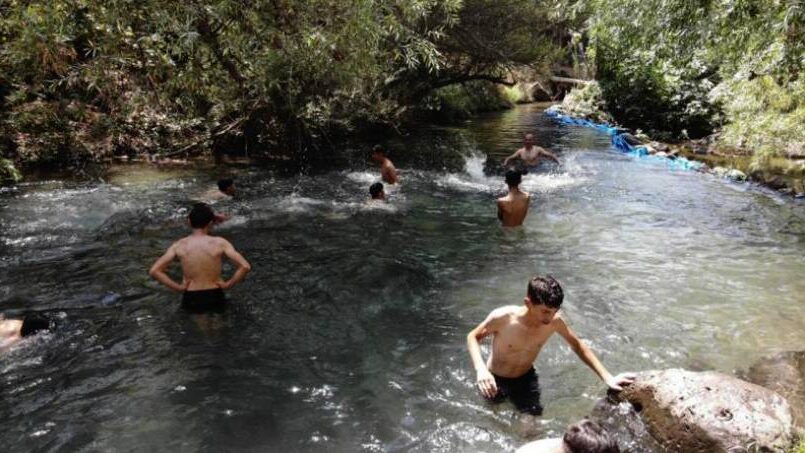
[1, 104, 804, 452]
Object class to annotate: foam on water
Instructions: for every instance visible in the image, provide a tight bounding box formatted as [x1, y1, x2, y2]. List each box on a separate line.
[437, 153, 588, 195]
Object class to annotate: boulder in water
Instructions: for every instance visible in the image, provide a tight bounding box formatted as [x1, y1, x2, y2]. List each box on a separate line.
[726, 169, 747, 181]
[614, 369, 794, 452]
[745, 351, 805, 433]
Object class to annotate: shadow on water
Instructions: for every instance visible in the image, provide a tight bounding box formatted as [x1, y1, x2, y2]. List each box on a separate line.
[1, 104, 804, 452]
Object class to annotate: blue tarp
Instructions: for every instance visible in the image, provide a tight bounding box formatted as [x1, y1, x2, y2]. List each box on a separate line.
[544, 107, 704, 171]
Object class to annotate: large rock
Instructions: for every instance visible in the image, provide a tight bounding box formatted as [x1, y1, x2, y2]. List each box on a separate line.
[745, 351, 805, 432]
[615, 369, 794, 453]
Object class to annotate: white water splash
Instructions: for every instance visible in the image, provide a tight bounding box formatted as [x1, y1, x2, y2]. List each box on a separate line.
[437, 153, 589, 194]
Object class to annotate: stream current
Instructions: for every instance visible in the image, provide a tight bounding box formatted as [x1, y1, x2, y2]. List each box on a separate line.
[1, 104, 804, 452]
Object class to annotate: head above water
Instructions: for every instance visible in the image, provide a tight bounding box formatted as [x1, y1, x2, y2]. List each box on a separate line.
[563, 419, 619, 453]
[189, 203, 215, 229]
[217, 178, 235, 196]
[369, 182, 385, 200]
[370, 144, 386, 162]
[527, 275, 564, 309]
[505, 170, 523, 188]
[524, 133, 535, 147]
[21, 315, 50, 337]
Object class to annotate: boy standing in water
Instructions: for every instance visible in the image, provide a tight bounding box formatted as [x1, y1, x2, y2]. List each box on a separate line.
[467, 275, 634, 415]
[149, 203, 251, 313]
[497, 170, 530, 227]
[503, 133, 560, 171]
[370, 145, 399, 185]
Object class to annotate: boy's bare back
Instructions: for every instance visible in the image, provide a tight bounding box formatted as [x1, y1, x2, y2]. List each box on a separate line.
[497, 191, 530, 227]
[172, 235, 230, 291]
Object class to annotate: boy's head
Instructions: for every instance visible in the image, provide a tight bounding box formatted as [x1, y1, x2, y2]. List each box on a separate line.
[563, 419, 619, 453]
[217, 178, 235, 196]
[189, 203, 215, 229]
[505, 170, 522, 188]
[524, 133, 535, 148]
[21, 315, 50, 337]
[525, 275, 563, 323]
[369, 182, 385, 200]
[370, 144, 385, 163]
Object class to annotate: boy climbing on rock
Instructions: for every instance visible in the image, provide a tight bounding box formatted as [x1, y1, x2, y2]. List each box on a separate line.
[466, 275, 635, 415]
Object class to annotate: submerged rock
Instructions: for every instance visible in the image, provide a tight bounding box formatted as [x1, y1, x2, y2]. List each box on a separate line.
[614, 369, 794, 452]
[745, 351, 805, 433]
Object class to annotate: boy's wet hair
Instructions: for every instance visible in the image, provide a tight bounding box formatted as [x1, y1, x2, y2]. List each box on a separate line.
[189, 203, 215, 228]
[505, 169, 522, 187]
[217, 178, 234, 192]
[371, 144, 384, 155]
[563, 419, 619, 453]
[369, 182, 384, 198]
[21, 315, 50, 337]
[527, 275, 563, 308]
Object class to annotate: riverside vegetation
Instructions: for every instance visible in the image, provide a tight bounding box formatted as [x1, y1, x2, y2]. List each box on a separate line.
[0, 0, 802, 189]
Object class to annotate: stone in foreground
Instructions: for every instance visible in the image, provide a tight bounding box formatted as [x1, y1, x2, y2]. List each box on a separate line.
[615, 369, 794, 452]
[745, 351, 805, 433]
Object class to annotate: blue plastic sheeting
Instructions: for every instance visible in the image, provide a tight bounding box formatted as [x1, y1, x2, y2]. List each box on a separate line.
[545, 107, 704, 171]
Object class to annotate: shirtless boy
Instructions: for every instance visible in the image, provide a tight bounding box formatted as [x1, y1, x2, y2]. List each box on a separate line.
[370, 145, 399, 185]
[497, 170, 530, 227]
[149, 203, 251, 313]
[503, 134, 560, 170]
[467, 275, 634, 415]
[0, 314, 50, 352]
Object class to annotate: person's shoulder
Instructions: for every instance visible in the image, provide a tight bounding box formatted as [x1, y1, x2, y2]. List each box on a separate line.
[489, 305, 519, 319]
[514, 437, 564, 453]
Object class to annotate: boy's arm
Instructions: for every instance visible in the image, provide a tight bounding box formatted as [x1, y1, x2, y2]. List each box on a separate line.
[217, 239, 251, 289]
[554, 316, 635, 391]
[502, 149, 521, 166]
[148, 244, 189, 292]
[539, 147, 560, 164]
[467, 308, 506, 398]
[496, 199, 504, 221]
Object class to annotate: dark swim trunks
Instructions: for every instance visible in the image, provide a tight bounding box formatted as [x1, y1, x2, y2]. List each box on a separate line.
[488, 367, 543, 415]
[181, 288, 227, 313]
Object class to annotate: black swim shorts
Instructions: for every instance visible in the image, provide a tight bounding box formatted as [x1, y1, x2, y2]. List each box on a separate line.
[488, 367, 543, 415]
[181, 288, 227, 313]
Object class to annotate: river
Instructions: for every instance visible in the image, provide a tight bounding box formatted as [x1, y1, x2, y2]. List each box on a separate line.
[1, 104, 804, 452]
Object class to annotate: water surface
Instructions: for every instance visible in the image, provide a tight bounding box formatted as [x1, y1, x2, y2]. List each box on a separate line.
[1, 104, 804, 452]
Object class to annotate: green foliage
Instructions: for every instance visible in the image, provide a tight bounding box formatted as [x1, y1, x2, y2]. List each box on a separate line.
[585, 0, 804, 142]
[0, 0, 568, 167]
[715, 76, 805, 168]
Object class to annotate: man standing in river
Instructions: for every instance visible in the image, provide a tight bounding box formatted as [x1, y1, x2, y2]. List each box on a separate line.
[503, 133, 560, 171]
[370, 145, 399, 184]
[497, 170, 530, 227]
[149, 203, 251, 313]
[467, 275, 635, 415]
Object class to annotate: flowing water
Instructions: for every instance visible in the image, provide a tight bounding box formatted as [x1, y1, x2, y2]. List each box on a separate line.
[1, 104, 804, 452]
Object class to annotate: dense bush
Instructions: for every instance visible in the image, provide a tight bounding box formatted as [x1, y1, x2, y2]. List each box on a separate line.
[0, 0, 570, 168]
[586, 0, 803, 148]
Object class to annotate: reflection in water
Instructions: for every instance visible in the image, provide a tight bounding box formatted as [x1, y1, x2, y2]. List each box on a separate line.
[1, 104, 804, 452]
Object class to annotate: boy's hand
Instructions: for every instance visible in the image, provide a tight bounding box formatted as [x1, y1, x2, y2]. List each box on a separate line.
[476, 369, 498, 399]
[606, 372, 637, 392]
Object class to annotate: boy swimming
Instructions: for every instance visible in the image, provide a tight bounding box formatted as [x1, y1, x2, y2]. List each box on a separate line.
[0, 314, 51, 352]
[467, 275, 634, 415]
